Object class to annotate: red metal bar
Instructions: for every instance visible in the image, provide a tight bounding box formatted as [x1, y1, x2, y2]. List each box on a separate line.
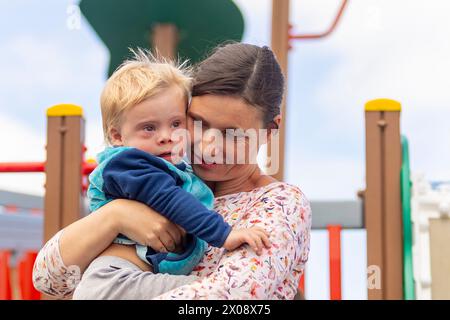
[30, 208, 43, 216]
[82, 161, 96, 192]
[18, 251, 40, 300]
[83, 162, 97, 175]
[0, 161, 96, 175]
[298, 269, 305, 295]
[0, 251, 12, 300]
[3, 205, 18, 214]
[328, 224, 342, 300]
[289, 0, 348, 40]
[0, 162, 45, 173]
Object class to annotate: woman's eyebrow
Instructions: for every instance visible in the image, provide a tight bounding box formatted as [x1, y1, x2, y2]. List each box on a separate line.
[170, 115, 185, 121]
[221, 126, 240, 131]
[188, 111, 242, 130]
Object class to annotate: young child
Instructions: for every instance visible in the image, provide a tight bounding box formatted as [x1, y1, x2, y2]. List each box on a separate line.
[85, 49, 270, 279]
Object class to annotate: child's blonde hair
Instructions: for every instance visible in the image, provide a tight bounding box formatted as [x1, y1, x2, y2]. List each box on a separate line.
[101, 48, 192, 144]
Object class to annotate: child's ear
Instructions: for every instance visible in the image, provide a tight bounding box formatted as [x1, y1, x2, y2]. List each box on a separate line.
[109, 127, 124, 146]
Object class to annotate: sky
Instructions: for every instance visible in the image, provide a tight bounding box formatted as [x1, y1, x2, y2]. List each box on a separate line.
[1, 0, 449, 299]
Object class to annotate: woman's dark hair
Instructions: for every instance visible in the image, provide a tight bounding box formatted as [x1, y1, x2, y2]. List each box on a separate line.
[192, 43, 285, 127]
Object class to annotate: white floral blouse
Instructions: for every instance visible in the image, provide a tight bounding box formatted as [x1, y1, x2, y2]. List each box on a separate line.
[33, 182, 311, 299]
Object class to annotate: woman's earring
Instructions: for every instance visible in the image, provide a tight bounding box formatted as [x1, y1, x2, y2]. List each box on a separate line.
[267, 121, 279, 130]
[266, 121, 279, 138]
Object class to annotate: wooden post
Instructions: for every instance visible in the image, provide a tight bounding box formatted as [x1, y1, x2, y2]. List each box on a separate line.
[151, 24, 178, 60]
[44, 104, 85, 243]
[364, 99, 403, 300]
[270, 0, 290, 181]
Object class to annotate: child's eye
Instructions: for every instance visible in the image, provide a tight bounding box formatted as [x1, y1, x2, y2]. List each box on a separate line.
[172, 121, 181, 128]
[143, 125, 155, 132]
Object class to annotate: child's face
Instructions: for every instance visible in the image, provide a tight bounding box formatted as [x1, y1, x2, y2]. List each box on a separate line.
[110, 85, 187, 163]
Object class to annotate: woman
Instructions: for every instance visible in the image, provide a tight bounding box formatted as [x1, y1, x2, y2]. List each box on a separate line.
[33, 43, 311, 299]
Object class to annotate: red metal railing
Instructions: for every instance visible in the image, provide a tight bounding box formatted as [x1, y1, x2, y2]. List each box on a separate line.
[299, 270, 305, 293]
[1, 230, 343, 300]
[0, 156, 97, 193]
[1, 159, 343, 300]
[18, 252, 40, 300]
[0, 161, 96, 175]
[0, 251, 12, 300]
[297, 225, 342, 300]
[0, 154, 97, 299]
[0, 250, 40, 300]
[328, 225, 342, 300]
[0, 162, 45, 173]
[289, 0, 349, 41]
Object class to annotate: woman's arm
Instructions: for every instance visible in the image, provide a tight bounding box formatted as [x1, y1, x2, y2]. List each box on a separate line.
[153, 184, 312, 300]
[33, 199, 184, 298]
[102, 149, 231, 248]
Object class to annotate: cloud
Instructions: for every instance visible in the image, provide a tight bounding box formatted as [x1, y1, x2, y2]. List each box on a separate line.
[234, 0, 271, 45]
[0, 33, 106, 91]
[314, 0, 450, 109]
[316, 0, 450, 180]
[2, 0, 449, 200]
[0, 24, 108, 130]
[84, 121, 107, 160]
[280, 0, 450, 199]
[0, 11, 108, 194]
[0, 113, 46, 195]
[285, 154, 365, 200]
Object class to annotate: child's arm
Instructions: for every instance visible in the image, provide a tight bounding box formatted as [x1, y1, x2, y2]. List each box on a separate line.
[102, 148, 231, 247]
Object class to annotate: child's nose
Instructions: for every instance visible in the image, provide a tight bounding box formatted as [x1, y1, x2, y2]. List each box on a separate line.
[157, 130, 172, 144]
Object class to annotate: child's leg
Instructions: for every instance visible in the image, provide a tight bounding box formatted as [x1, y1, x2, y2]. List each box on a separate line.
[72, 256, 199, 300]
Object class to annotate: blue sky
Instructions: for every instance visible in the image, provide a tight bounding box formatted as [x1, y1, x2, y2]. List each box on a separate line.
[1, 0, 450, 299]
[1, 0, 449, 199]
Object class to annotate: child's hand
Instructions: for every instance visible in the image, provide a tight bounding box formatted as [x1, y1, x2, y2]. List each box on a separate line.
[223, 226, 271, 255]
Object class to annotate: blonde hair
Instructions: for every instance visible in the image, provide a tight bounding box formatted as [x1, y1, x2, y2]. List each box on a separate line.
[100, 48, 193, 144]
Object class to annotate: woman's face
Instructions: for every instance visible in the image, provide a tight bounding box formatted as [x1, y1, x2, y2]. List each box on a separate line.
[187, 94, 266, 182]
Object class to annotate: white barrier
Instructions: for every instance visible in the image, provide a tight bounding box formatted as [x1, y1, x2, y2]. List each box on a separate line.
[411, 174, 450, 299]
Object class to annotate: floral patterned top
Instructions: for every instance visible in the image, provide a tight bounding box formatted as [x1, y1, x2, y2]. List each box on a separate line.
[33, 182, 311, 299]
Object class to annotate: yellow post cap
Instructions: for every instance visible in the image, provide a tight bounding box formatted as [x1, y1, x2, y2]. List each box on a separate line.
[47, 104, 83, 117]
[365, 99, 401, 112]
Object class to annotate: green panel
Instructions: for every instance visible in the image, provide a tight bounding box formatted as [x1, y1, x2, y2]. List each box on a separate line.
[79, 0, 245, 76]
[401, 136, 415, 300]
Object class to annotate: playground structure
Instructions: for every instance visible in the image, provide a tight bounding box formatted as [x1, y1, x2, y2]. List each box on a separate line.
[2, 98, 448, 300]
[1, 1, 450, 300]
[0, 190, 43, 300]
[411, 175, 450, 299]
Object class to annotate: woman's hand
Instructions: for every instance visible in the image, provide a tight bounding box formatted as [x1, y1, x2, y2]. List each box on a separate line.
[58, 198, 184, 273]
[111, 199, 185, 252]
